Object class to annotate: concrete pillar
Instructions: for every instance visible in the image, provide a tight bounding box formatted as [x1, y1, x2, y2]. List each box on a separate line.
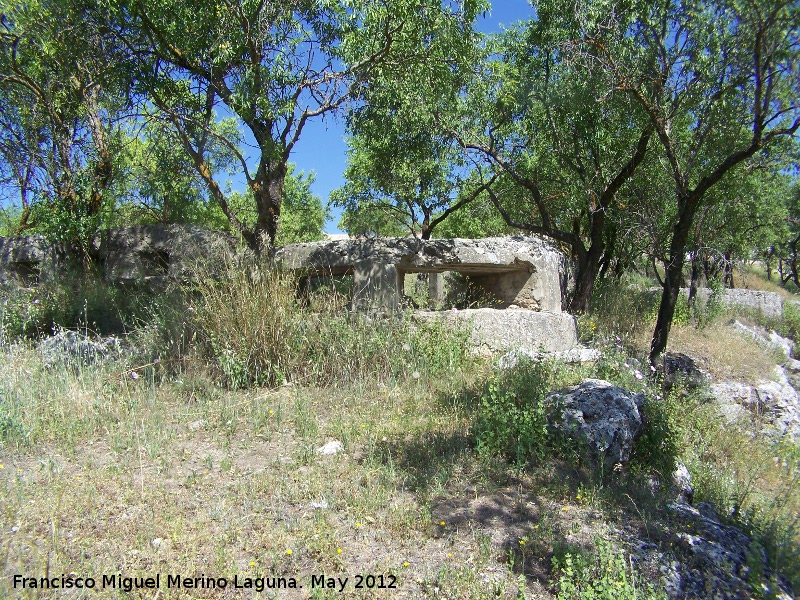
[428, 272, 445, 308]
[352, 260, 401, 312]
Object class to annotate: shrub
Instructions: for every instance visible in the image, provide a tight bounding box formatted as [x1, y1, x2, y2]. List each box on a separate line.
[552, 538, 667, 600]
[0, 271, 154, 343]
[472, 358, 569, 467]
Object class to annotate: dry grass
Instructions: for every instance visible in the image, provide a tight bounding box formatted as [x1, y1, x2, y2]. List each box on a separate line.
[3, 265, 800, 598]
[0, 346, 617, 600]
[668, 322, 782, 382]
[734, 264, 796, 299]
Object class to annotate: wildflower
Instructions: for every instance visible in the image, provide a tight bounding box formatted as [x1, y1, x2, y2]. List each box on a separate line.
[412, 371, 420, 379]
[402, 343, 411, 352]
[447, 553, 452, 557]
[403, 561, 409, 567]
[562, 507, 568, 511]
[269, 410, 274, 415]
[519, 540, 525, 546]
[130, 371, 139, 380]
[337, 548, 343, 554]
[0, 464, 3, 469]
[249, 561, 255, 567]
[285, 549, 292, 556]
[634, 370, 643, 380]
[356, 522, 362, 528]
[439, 521, 445, 526]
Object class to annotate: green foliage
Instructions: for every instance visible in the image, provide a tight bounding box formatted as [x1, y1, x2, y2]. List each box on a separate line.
[473, 358, 569, 467]
[0, 0, 130, 250]
[552, 538, 666, 600]
[336, 202, 410, 238]
[274, 167, 329, 246]
[0, 273, 157, 343]
[0, 284, 68, 341]
[629, 390, 682, 482]
[334, 0, 489, 239]
[584, 278, 659, 348]
[774, 301, 800, 348]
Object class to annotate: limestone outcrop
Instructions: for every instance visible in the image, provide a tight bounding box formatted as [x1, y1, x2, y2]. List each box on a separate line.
[546, 379, 644, 471]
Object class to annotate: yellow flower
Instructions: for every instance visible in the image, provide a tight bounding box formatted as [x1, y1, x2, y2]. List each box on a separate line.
[249, 561, 255, 566]
[562, 507, 569, 511]
[403, 561, 409, 567]
[447, 553, 452, 558]
[285, 549, 292, 556]
[269, 410, 274, 415]
[439, 521, 445, 526]
[360, 423, 365, 428]
[337, 548, 343, 554]
[356, 522, 362, 528]
[519, 540, 526, 546]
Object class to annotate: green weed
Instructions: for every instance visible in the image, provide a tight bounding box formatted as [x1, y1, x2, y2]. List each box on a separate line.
[552, 538, 667, 600]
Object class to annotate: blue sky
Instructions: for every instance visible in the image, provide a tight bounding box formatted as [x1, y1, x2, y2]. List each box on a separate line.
[284, 1, 535, 233]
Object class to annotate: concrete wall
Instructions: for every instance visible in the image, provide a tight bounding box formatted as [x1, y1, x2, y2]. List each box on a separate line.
[276, 236, 570, 314]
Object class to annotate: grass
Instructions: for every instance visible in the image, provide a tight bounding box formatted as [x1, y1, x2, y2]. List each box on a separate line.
[2, 263, 800, 598]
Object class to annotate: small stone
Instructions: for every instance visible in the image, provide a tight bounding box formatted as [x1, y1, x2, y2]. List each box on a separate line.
[317, 440, 344, 455]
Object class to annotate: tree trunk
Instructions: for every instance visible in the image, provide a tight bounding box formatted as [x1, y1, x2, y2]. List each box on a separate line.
[570, 255, 598, 314]
[569, 203, 607, 314]
[688, 251, 702, 304]
[650, 201, 696, 364]
[249, 162, 286, 254]
[723, 250, 734, 288]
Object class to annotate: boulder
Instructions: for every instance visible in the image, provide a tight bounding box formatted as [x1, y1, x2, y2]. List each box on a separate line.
[729, 320, 793, 361]
[38, 327, 124, 368]
[710, 368, 800, 440]
[546, 379, 644, 471]
[656, 352, 711, 389]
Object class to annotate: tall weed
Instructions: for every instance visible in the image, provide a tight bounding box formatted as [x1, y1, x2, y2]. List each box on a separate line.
[186, 256, 472, 389]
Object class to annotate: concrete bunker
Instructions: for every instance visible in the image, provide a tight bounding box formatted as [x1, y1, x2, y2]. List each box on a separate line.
[276, 236, 568, 315]
[276, 236, 579, 354]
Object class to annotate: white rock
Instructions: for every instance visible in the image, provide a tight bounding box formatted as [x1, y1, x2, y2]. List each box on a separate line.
[317, 440, 344, 456]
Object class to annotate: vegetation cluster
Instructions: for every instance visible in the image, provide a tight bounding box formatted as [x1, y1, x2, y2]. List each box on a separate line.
[0, 0, 798, 360]
[2, 258, 800, 597]
[1, 0, 799, 596]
